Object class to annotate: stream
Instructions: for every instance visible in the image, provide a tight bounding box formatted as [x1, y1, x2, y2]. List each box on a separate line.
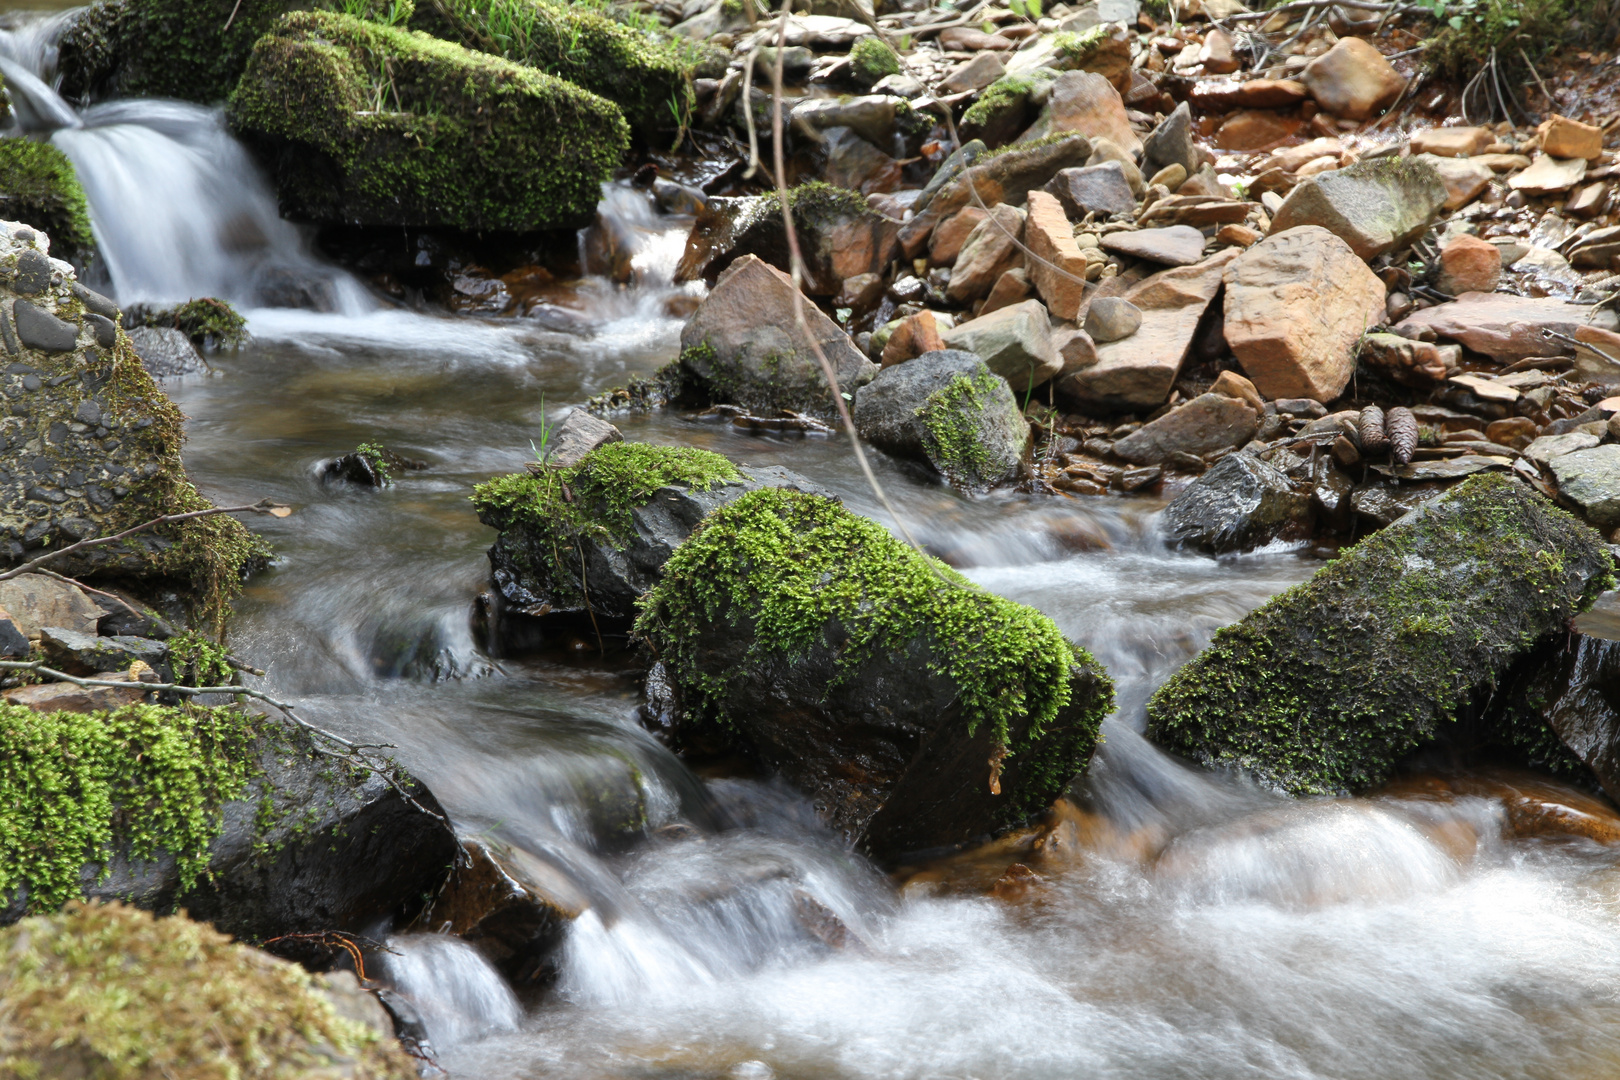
[6, 7, 1620, 1077]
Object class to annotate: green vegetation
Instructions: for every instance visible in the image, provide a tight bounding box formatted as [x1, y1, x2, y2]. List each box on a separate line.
[355, 442, 393, 484]
[849, 35, 901, 86]
[0, 141, 95, 268]
[0, 900, 413, 1079]
[0, 701, 259, 913]
[960, 75, 1033, 136]
[637, 488, 1112, 809]
[1146, 474, 1614, 796]
[228, 10, 629, 231]
[411, 0, 695, 132]
[1422, 0, 1610, 77]
[915, 371, 1016, 490]
[126, 298, 248, 350]
[166, 629, 237, 688]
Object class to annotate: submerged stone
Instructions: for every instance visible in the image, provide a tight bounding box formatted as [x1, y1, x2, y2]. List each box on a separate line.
[1159, 451, 1312, 553]
[1146, 474, 1614, 795]
[228, 11, 629, 231]
[638, 488, 1114, 863]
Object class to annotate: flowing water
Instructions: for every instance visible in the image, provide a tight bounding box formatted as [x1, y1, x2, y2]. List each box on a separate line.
[6, 9, 1620, 1077]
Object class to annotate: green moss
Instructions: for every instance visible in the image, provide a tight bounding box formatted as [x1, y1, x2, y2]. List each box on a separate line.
[1052, 23, 1111, 63]
[0, 701, 259, 913]
[411, 0, 694, 133]
[636, 488, 1112, 799]
[980, 129, 1084, 161]
[960, 75, 1032, 133]
[166, 629, 236, 687]
[125, 297, 248, 350]
[0, 142, 95, 269]
[916, 371, 1008, 490]
[849, 35, 901, 85]
[1145, 474, 1615, 796]
[228, 10, 629, 231]
[0, 900, 413, 1079]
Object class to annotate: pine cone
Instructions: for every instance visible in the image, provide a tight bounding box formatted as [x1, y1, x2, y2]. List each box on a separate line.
[1387, 406, 1418, 466]
[1358, 405, 1390, 455]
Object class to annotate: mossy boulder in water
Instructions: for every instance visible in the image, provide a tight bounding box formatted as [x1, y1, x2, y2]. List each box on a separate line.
[0, 142, 95, 271]
[1145, 474, 1615, 796]
[0, 698, 457, 944]
[638, 488, 1114, 863]
[411, 0, 694, 134]
[471, 440, 829, 627]
[0, 223, 266, 629]
[228, 10, 628, 231]
[0, 900, 415, 1078]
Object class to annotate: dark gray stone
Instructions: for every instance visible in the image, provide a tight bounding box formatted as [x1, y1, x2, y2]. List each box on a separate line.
[852, 349, 1029, 491]
[127, 326, 206, 378]
[545, 410, 622, 468]
[39, 625, 172, 680]
[1083, 296, 1142, 343]
[1142, 101, 1199, 182]
[13, 299, 79, 353]
[85, 312, 117, 348]
[1045, 162, 1138, 219]
[12, 249, 50, 296]
[1160, 451, 1313, 553]
[72, 282, 119, 320]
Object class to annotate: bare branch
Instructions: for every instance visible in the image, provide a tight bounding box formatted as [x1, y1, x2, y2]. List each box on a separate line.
[0, 499, 292, 583]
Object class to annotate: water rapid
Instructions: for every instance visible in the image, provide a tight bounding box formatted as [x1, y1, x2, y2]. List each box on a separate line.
[5, 9, 1620, 1078]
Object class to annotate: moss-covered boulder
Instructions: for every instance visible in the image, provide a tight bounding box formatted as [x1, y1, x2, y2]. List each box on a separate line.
[0, 142, 96, 271]
[1145, 474, 1615, 796]
[638, 488, 1114, 862]
[852, 349, 1029, 492]
[0, 697, 457, 943]
[471, 441, 827, 628]
[0, 223, 265, 630]
[228, 10, 629, 231]
[0, 900, 415, 1078]
[411, 0, 693, 134]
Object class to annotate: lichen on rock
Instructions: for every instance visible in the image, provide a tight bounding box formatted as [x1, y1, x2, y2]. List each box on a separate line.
[228, 9, 630, 231]
[1146, 474, 1615, 796]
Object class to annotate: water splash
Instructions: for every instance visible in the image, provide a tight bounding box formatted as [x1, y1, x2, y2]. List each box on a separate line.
[376, 934, 523, 1049]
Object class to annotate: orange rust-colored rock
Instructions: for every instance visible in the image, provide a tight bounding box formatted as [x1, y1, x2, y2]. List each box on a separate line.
[1023, 190, 1090, 321]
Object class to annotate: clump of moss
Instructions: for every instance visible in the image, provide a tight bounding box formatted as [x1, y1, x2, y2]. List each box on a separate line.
[228, 9, 629, 231]
[849, 35, 901, 86]
[166, 629, 236, 687]
[0, 900, 414, 1079]
[411, 0, 693, 133]
[0, 701, 260, 913]
[1145, 474, 1615, 796]
[1053, 23, 1112, 64]
[915, 371, 1020, 490]
[124, 297, 248, 350]
[0, 141, 95, 269]
[636, 488, 1110, 785]
[960, 74, 1034, 142]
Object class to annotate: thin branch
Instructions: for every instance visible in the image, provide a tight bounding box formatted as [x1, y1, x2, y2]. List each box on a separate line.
[0, 500, 292, 583]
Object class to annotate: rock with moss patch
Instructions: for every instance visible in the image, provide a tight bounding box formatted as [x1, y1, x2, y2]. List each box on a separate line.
[410, 0, 694, 134]
[228, 10, 629, 231]
[1267, 157, 1447, 261]
[638, 488, 1114, 862]
[472, 440, 830, 627]
[678, 255, 878, 417]
[0, 900, 415, 1079]
[0, 698, 457, 945]
[853, 349, 1029, 491]
[1146, 474, 1614, 796]
[849, 34, 901, 87]
[675, 182, 900, 296]
[0, 142, 95, 271]
[959, 74, 1038, 149]
[0, 223, 267, 629]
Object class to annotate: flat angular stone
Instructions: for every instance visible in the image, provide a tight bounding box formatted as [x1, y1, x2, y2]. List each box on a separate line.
[1101, 225, 1206, 266]
[1112, 392, 1258, 464]
[1550, 444, 1620, 529]
[0, 573, 102, 639]
[1045, 162, 1138, 219]
[1509, 154, 1588, 196]
[940, 298, 1062, 393]
[1268, 157, 1447, 260]
[1023, 191, 1089, 321]
[543, 411, 622, 469]
[1409, 127, 1493, 158]
[1299, 36, 1405, 120]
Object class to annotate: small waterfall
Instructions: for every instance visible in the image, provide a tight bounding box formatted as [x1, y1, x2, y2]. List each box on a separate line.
[375, 934, 523, 1049]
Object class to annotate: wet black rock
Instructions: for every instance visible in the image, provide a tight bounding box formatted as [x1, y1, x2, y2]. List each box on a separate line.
[13, 299, 79, 353]
[39, 625, 171, 681]
[1159, 451, 1313, 553]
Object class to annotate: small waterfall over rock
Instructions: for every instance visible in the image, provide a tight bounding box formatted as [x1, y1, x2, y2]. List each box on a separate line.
[375, 934, 523, 1049]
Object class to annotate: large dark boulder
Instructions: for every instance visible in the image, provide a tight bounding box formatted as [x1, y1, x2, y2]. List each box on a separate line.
[1159, 451, 1313, 553]
[0, 702, 457, 942]
[637, 488, 1115, 863]
[852, 350, 1029, 492]
[472, 440, 828, 623]
[228, 11, 628, 231]
[1146, 474, 1615, 795]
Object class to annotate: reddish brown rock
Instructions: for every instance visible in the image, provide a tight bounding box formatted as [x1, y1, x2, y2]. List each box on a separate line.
[1223, 225, 1386, 402]
[1393, 293, 1613, 362]
[1215, 110, 1303, 151]
[1210, 368, 1267, 412]
[1270, 137, 1345, 173]
[1112, 393, 1259, 464]
[1539, 115, 1604, 161]
[881, 310, 947, 367]
[1300, 38, 1405, 121]
[1045, 71, 1142, 157]
[1357, 332, 1457, 387]
[898, 136, 1093, 258]
[946, 204, 1025, 304]
[1435, 233, 1502, 296]
[1190, 78, 1309, 111]
[930, 206, 989, 266]
[1409, 126, 1494, 158]
[981, 268, 1033, 315]
[1198, 28, 1240, 74]
[1023, 190, 1089, 321]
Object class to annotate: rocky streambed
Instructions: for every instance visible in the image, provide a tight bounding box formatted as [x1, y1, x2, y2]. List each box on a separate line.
[5, 0, 1620, 1076]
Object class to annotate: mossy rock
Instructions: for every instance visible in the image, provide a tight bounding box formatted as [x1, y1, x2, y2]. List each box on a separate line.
[1145, 474, 1615, 796]
[471, 440, 828, 625]
[0, 900, 415, 1078]
[411, 0, 694, 134]
[0, 142, 95, 270]
[56, 0, 414, 105]
[637, 487, 1114, 862]
[959, 75, 1036, 149]
[0, 224, 267, 630]
[849, 35, 900, 87]
[227, 10, 629, 231]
